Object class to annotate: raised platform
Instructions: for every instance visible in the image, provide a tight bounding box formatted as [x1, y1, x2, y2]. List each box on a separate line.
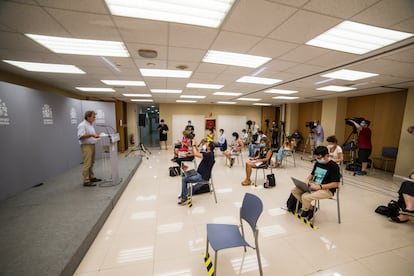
[0, 155, 142, 276]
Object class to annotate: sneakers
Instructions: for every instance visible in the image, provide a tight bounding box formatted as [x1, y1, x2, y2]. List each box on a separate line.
[307, 207, 318, 220]
[300, 208, 318, 220]
[354, 170, 367, 176]
[177, 199, 187, 205]
[230, 158, 235, 167]
[90, 178, 102, 182]
[83, 182, 96, 187]
[300, 210, 309, 218]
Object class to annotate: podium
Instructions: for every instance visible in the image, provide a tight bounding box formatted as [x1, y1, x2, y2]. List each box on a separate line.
[101, 133, 121, 186]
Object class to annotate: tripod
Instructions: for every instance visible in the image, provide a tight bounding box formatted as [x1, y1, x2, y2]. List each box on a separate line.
[343, 128, 358, 170]
[126, 126, 151, 159]
[301, 130, 315, 161]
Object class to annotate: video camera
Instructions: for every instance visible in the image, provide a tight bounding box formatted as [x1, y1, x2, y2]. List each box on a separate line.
[305, 121, 316, 129]
[345, 117, 364, 127]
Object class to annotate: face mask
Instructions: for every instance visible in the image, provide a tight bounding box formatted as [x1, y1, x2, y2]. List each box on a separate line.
[202, 144, 207, 151]
[360, 123, 365, 127]
[259, 143, 266, 147]
[316, 158, 325, 164]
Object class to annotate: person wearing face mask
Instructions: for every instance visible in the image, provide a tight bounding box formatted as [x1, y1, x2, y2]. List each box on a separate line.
[242, 137, 272, 186]
[291, 146, 341, 220]
[157, 119, 169, 150]
[349, 119, 372, 175]
[326, 135, 343, 165]
[224, 132, 244, 167]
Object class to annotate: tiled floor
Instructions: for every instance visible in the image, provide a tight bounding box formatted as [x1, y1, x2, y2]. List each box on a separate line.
[74, 148, 414, 276]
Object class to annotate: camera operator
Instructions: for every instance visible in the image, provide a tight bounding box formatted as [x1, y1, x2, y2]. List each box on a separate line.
[314, 120, 324, 148]
[348, 119, 372, 175]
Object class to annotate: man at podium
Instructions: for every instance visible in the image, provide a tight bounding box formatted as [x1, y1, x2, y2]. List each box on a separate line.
[77, 110, 102, 186]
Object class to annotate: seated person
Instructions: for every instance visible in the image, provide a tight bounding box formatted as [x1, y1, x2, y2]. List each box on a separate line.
[326, 135, 343, 165]
[178, 140, 215, 205]
[206, 128, 215, 143]
[248, 130, 266, 157]
[172, 130, 191, 161]
[224, 132, 244, 167]
[241, 129, 249, 145]
[214, 129, 226, 149]
[274, 139, 294, 168]
[290, 130, 303, 151]
[291, 146, 340, 220]
[242, 137, 272, 186]
[389, 170, 414, 223]
[197, 138, 208, 152]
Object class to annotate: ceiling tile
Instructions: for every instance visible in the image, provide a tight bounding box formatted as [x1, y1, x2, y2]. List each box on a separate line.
[169, 24, 218, 49]
[304, 0, 378, 19]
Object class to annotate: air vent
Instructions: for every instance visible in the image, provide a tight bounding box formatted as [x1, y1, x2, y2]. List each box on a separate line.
[138, 49, 158, 58]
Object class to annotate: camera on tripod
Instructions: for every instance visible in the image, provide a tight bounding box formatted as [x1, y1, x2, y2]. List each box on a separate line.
[345, 117, 364, 127]
[305, 121, 316, 130]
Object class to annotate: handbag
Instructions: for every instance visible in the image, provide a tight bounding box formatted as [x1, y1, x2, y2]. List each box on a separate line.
[264, 173, 276, 188]
[169, 166, 181, 177]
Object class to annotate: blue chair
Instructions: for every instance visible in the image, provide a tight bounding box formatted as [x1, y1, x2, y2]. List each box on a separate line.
[205, 193, 263, 275]
[372, 147, 398, 172]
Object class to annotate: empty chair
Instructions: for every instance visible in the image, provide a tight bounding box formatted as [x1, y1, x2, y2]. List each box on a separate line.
[282, 150, 296, 167]
[372, 147, 398, 172]
[205, 193, 263, 276]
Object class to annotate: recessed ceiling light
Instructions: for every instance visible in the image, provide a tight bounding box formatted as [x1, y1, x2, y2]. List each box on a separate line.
[3, 60, 85, 74]
[203, 50, 271, 68]
[265, 89, 298, 94]
[187, 83, 224, 89]
[76, 87, 115, 92]
[140, 68, 192, 78]
[237, 76, 282, 85]
[321, 69, 378, 81]
[237, 97, 261, 101]
[273, 96, 299, 100]
[176, 100, 197, 103]
[138, 49, 158, 58]
[102, 80, 146, 86]
[150, 89, 182, 94]
[213, 92, 242, 96]
[217, 101, 236, 104]
[180, 95, 206, 99]
[130, 99, 154, 102]
[253, 103, 272, 106]
[317, 85, 356, 92]
[25, 34, 129, 57]
[105, 0, 235, 28]
[122, 94, 152, 97]
[306, 21, 413, 55]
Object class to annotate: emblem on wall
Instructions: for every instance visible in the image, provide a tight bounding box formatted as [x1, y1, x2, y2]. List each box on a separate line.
[70, 107, 77, 125]
[42, 104, 53, 125]
[0, 98, 10, 125]
[96, 109, 105, 124]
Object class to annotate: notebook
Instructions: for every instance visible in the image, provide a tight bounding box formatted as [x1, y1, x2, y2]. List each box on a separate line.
[291, 177, 313, 193]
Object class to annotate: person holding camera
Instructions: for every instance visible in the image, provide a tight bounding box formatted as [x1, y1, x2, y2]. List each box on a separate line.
[314, 120, 324, 148]
[349, 119, 372, 175]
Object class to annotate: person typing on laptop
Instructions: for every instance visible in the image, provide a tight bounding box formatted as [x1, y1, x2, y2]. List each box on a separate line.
[291, 146, 340, 220]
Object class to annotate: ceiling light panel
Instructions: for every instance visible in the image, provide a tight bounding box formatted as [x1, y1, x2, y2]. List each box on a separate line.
[237, 76, 282, 85]
[203, 50, 271, 68]
[265, 89, 298, 94]
[131, 99, 154, 102]
[140, 69, 192, 78]
[237, 97, 261, 101]
[122, 94, 152, 97]
[151, 89, 182, 93]
[273, 96, 299, 100]
[180, 95, 206, 99]
[105, 0, 235, 28]
[76, 87, 115, 92]
[176, 100, 197, 103]
[321, 69, 378, 81]
[253, 103, 272, 106]
[213, 92, 242, 96]
[186, 83, 224, 89]
[217, 101, 236, 104]
[102, 80, 146, 86]
[25, 34, 129, 57]
[3, 60, 85, 74]
[306, 21, 413, 55]
[317, 85, 357, 92]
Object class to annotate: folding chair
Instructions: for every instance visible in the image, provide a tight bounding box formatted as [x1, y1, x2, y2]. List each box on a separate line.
[184, 161, 217, 206]
[372, 146, 398, 172]
[282, 150, 296, 167]
[205, 193, 263, 276]
[252, 151, 273, 186]
[225, 150, 244, 167]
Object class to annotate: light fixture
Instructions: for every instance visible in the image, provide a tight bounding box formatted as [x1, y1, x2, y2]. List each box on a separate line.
[76, 87, 115, 92]
[273, 96, 299, 100]
[3, 60, 85, 74]
[122, 94, 152, 97]
[187, 83, 224, 89]
[150, 89, 182, 94]
[25, 34, 129, 57]
[131, 99, 154, 102]
[180, 95, 206, 99]
[102, 80, 146, 86]
[265, 89, 298, 94]
[104, 0, 235, 28]
[140, 68, 192, 78]
[306, 21, 413, 55]
[317, 85, 356, 92]
[237, 76, 282, 85]
[237, 97, 261, 101]
[217, 101, 236, 104]
[321, 69, 378, 81]
[213, 92, 242, 96]
[176, 100, 197, 103]
[253, 103, 272, 106]
[138, 49, 158, 58]
[203, 50, 271, 68]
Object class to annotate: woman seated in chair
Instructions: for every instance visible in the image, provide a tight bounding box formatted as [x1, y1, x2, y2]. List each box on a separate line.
[224, 132, 244, 167]
[241, 137, 272, 186]
[171, 130, 191, 162]
[273, 138, 294, 168]
[389, 169, 414, 223]
[326, 135, 343, 165]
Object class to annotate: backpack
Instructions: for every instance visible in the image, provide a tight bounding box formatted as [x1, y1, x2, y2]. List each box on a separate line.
[286, 193, 301, 212]
[192, 183, 211, 194]
[264, 173, 276, 188]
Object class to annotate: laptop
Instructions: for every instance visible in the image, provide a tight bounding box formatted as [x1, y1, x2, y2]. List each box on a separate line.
[291, 177, 313, 193]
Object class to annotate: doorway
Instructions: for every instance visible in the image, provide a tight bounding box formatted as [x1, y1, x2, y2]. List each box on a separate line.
[137, 104, 159, 148]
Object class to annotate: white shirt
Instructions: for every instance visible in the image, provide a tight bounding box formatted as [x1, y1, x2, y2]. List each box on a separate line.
[77, 120, 97, 144]
[327, 144, 343, 163]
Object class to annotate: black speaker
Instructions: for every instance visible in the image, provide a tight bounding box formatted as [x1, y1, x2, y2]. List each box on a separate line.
[138, 114, 146, 127]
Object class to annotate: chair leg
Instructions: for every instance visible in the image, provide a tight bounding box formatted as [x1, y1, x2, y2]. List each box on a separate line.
[255, 236, 263, 276]
[214, 251, 218, 276]
[210, 179, 218, 204]
[337, 191, 341, 224]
